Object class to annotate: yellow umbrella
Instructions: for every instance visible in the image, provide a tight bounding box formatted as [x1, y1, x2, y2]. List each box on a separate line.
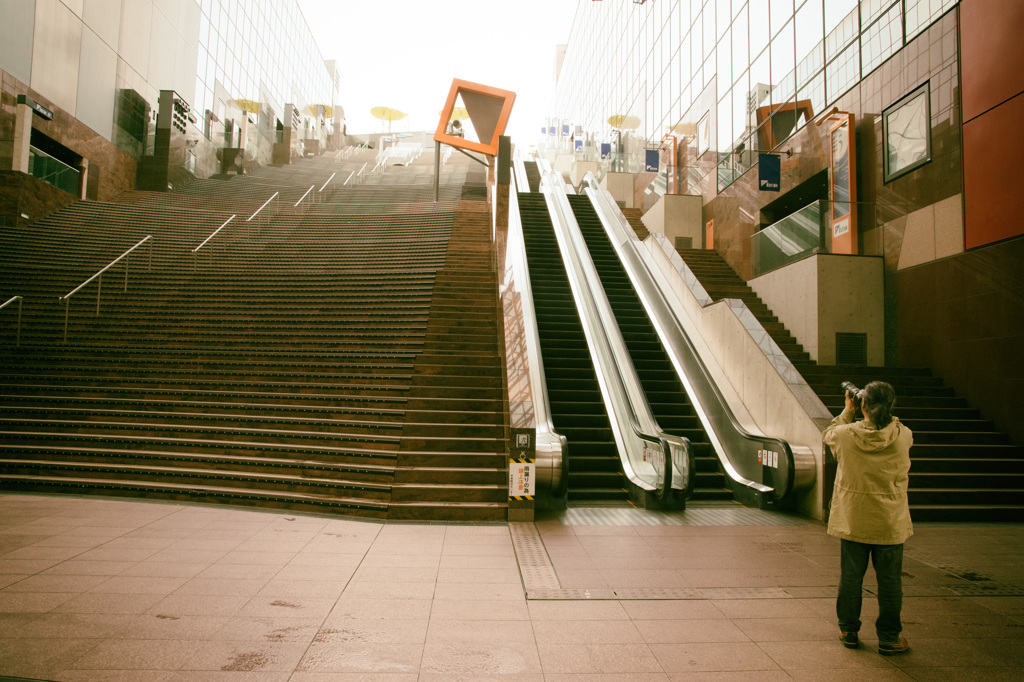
[608, 114, 640, 130]
[442, 107, 470, 122]
[371, 106, 407, 122]
[371, 106, 407, 133]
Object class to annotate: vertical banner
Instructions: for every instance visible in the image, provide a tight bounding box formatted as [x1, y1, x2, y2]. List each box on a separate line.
[705, 218, 714, 250]
[645, 149, 659, 172]
[600, 142, 611, 159]
[574, 138, 582, 151]
[829, 114, 857, 254]
[561, 124, 570, 137]
[759, 152, 781, 191]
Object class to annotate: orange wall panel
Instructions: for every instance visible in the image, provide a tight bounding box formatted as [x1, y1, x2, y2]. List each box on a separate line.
[963, 92, 1024, 250]
[960, 0, 1024, 122]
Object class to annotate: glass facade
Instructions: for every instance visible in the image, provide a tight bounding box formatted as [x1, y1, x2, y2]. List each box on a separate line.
[192, 0, 337, 155]
[551, 0, 958, 193]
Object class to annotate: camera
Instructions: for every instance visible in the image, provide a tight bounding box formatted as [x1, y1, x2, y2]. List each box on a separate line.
[841, 381, 862, 403]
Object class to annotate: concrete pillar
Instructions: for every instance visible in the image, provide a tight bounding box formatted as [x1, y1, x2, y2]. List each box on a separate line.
[12, 101, 32, 173]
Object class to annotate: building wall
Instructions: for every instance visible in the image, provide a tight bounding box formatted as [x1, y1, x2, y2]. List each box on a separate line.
[959, 0, 1024, 250]
[897, 237, 1024, 445]
[0, 0, 335, 190]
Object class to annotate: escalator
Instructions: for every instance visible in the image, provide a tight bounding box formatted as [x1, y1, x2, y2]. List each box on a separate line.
[517, 191, 628, 504]
[567, 195, 730, 501]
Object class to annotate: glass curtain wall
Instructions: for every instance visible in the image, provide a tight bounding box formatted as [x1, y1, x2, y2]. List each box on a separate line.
[552, 0, 958, 192]
[193, 0, 335, 161]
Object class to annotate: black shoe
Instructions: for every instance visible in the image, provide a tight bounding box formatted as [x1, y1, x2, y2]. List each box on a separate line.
[878, 636, 910, 655]
[839, 631, 859, 649]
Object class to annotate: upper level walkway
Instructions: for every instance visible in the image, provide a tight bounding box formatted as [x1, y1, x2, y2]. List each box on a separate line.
[1, 492, 1022, 679]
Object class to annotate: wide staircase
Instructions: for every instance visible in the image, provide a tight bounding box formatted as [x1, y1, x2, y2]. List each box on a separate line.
[0, 150, 507, 521]
[673, 247, 1024, 521]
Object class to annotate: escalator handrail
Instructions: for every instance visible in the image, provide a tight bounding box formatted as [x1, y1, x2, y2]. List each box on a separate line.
[541, 168, 691, 499]
[508, 154, 568, 496]
[581, 173, 800, 499]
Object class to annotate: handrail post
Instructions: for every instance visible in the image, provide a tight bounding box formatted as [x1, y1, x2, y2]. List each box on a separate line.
[96, 274, 102, 315]
[16, 298, 21, 346]
[64, 299, 69, 343]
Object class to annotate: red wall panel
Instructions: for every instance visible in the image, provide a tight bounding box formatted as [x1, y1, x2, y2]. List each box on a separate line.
[963, 93, 1024, 250]
[960, 0, 1024, 122]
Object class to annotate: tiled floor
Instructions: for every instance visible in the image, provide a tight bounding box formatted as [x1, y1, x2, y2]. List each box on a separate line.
[1, 494, 1023, 681]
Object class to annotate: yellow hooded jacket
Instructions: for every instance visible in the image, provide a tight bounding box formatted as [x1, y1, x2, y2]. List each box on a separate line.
[824, 407, 914, 545]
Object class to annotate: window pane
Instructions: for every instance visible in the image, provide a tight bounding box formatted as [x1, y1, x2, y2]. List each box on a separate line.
[861, 3, 902, 75]
[795, 0, 824, 87]
[770, 0, 793, 37]
[733, 6, 748, 85]
[825, 0, 857, 34]
[750, 0, 769, 57]
[826, 3, 859, 60]
[826, 42, 860, 103]
[771, 19, 795, 105]
[718, 29, 731, 98]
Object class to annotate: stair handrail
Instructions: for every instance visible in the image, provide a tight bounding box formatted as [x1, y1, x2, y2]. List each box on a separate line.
[59, 235, 153, 343]
[1, 296, 23, 346]
[192, 215, 238, 266]
[581, 173, 814, 503]
[506, 161, 567, 496]
[246, 192, 279, 224]
[294, 184, 315, 210]
[541, 167, 692, 504]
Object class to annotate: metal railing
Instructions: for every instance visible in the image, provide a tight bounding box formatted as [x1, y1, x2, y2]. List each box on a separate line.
[246, 192, 279, 230]
[294, 184, 315, 211]
[1, 296, 23, 346]
[503, 159, 567, 497]
[582, 173, 814, 504]
[192, 215, 238, 268]
[541, 165, 691, 505]
[59, 236, 153, 342]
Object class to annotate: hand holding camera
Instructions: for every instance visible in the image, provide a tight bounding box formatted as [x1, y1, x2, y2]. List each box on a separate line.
[841, 381, 862, 412]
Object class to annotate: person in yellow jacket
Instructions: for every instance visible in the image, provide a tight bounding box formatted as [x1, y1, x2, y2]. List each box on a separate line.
[824, 381, 913, 656]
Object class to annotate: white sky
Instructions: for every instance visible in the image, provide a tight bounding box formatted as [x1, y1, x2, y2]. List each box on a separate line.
[296, 0, 580, 146]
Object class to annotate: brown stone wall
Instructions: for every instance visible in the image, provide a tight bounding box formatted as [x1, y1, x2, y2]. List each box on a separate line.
[704, 10, 962, 281]
[897, 236, 1024, 445]
[0, 171, 78, 227]
[0, 68, 137, 201]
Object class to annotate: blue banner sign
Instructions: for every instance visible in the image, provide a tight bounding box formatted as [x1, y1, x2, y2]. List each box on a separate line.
[600, 143, 611, 159]
[759, 152, 780, 191]
[645, 149, 659, 172]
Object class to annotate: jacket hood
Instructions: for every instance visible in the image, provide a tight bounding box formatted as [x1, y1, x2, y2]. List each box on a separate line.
[849, 417, 904, 452]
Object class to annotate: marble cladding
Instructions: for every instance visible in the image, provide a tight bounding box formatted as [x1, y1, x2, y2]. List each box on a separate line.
[0, 68, 136, 201]
[703, 10, 961, 281]
[646, 233, 831, 520]
[897, 235, 1024, 446]
[0, 170, 79, 227]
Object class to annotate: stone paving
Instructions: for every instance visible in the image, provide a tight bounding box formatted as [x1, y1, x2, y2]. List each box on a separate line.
[1, 494, 1022, 680]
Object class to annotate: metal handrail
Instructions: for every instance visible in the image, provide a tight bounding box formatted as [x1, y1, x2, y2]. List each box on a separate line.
[343, 170, 356, 185]
[294, 184, 315, 209]
[1, 296, 23, 346]
[193, 216, 237, 254]
[59, 236, 153, 343]
[541, 167, 691, 505]
[319, 173, 336, 192]
[582, 173, 812, 503]
[247, 192, 279, 222]
[506, 159, 567, 497]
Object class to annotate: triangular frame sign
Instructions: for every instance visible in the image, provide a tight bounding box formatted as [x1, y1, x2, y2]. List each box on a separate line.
[434, 79, 516, 156]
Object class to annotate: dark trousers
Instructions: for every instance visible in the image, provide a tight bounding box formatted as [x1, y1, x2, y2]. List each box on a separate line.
[837, 539, 903, 643]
